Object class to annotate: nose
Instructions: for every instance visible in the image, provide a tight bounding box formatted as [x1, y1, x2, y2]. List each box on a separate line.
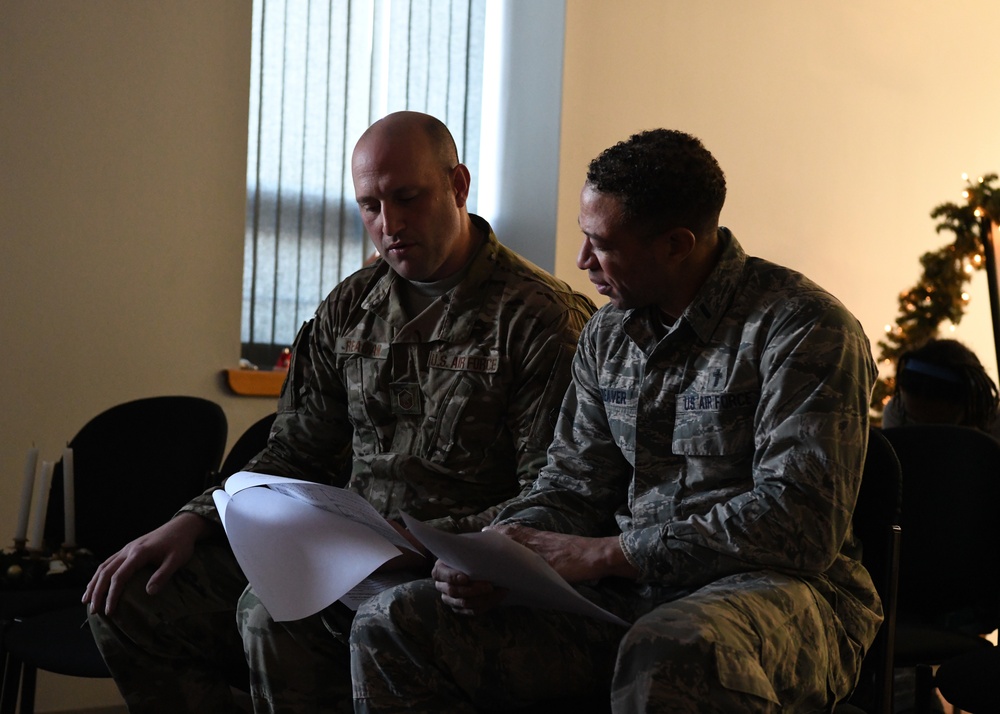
[381, 202, 404, 238]
[577, 237, 597, 271]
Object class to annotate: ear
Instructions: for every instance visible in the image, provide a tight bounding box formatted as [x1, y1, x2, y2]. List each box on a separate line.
[450, 164, 472, 208]
[661, 227, 697, 263]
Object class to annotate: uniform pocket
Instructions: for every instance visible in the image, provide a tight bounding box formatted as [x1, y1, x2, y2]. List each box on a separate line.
[425, 376, 474, 464]
[343, 358, 389, 453]
[714, 642, 781, 704]
[672, 390, 757, 456]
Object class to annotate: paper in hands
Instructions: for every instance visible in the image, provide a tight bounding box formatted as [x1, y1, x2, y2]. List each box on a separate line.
[401, 513, 629, 626]
[213, 472, 628, 626]
[213, 472, 417, 622]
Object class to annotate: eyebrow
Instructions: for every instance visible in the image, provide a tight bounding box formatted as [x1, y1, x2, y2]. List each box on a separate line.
[580, 229, 608, 245]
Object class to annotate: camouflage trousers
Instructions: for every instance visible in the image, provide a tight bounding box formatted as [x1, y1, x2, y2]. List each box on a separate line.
[350, 571, 860, 713]
[88, 540, 356, 713]
[88, 541, 250, 713]
[237, 585, 355, 714]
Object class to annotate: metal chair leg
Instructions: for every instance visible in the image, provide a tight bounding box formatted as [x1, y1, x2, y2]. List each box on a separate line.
[17, 664, 34, 714]
[914, 664, 935, 714]
[1, 653, 22, 714]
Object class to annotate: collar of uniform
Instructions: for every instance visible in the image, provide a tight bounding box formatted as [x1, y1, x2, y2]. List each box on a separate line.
[619, 228, 746, 349]
[677, 228, 746, 344]
[360, 263, 399, 324]
[361, 215, 498, 343]
[433, 214, 498, 343]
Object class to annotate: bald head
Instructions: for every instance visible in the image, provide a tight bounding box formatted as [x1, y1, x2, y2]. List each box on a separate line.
[351, 112, 477, 282]
[356, 111, 459, 173]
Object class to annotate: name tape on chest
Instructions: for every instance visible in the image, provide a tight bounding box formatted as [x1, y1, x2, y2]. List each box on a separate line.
[680, 392, 756, 411]
[428, 350, 500, 374]
[602, 388, 757, 413]
[601, 387, 637, 406]
[335, 338, 389, 359]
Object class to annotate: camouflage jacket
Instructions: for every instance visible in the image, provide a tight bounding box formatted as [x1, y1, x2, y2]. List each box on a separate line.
[496, 230, 881, 649]
[183, 217, 595, 532]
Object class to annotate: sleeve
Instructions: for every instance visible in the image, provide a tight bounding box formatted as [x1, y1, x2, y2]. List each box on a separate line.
[494, 313, 632, 536]
[178, 296, 354, 523]
[425, 294, 596, 533]
[622, 298, 876, 585]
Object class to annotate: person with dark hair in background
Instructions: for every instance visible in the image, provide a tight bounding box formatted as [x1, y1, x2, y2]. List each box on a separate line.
[882, 338, 999, 438]
[350, 128, 880, 713]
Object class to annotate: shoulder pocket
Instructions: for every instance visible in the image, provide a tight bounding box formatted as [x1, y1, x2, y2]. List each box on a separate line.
[277, 321, 313, 414]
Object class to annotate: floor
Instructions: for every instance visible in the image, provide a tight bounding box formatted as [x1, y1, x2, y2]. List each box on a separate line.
[36, 689, 252, 714]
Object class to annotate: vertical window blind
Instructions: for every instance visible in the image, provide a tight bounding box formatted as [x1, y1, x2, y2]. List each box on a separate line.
[242, 0, 487, 366]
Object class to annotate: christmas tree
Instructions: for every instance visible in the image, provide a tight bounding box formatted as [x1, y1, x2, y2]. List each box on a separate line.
[872, 173, 1000, 415]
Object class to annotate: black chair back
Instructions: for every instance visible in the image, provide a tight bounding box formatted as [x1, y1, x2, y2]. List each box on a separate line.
[42, 395, 228, 559]
[881, 425, 1000, 631]
[838, 428, 903, 714]
[218, 412, 277, 481]
[880, 424, 1000, 714]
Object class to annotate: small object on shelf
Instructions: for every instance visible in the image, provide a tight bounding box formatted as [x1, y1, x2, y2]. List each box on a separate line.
[224, 368, 286, 397]
[0, 542, 97, 591]
[274, 347, 291, 370]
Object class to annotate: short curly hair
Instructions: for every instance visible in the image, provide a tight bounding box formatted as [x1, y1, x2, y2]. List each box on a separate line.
[586, 129, 726, 234]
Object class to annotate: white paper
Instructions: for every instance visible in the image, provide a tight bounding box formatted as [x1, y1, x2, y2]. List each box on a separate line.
[401, 513, 630, 627]
[212, 472, 628, 626]
[62, 446, 75, 547]
[213, 473, 413, 622]
[27, 461, 53, 550]
[223, 472, 417, 553]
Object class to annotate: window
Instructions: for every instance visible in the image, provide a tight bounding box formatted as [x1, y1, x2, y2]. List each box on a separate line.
[241, 0, 487, 366]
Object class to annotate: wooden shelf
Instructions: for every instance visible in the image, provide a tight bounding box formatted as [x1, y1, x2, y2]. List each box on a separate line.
[224, 368, 287, 397]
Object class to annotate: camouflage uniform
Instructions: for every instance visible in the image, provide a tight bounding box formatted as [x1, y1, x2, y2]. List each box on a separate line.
[351, 230, 881, 713]
[89, 217, 596, 714]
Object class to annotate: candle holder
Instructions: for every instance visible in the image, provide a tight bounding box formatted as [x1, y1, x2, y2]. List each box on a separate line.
[1, 540, 97, 591]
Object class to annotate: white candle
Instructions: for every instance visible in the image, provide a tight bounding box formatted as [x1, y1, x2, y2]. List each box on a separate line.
[27, 460, 53, 551]
[14, 447, 38, 542]
[63, 446, 76, 548]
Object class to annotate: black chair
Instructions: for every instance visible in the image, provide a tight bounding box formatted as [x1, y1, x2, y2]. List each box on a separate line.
[881, 425, 1000, 714]
[836, 427, 903, 714]
[0, 395, 228, 714]
[217, 412, 277, 483]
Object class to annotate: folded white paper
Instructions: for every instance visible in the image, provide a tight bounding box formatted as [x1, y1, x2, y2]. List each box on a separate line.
[214, 472, 412, 621]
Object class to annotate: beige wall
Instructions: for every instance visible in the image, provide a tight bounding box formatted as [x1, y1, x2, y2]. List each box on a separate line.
[557, 1, 1000, 382]
[1, 2, 268, 710]
[3, 1, 1000, 711]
